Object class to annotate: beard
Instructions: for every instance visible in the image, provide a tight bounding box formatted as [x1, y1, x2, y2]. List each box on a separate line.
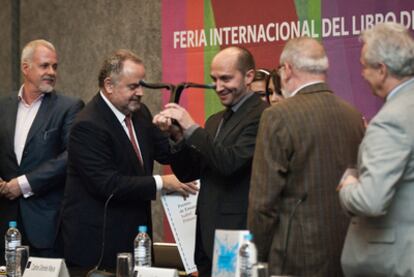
[39, 76, 56, 93]
[39, 83, 54, 93]
[127, 97, 142, 112]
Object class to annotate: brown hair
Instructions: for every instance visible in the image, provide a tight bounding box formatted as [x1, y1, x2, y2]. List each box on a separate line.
[98, 49, 143, 88]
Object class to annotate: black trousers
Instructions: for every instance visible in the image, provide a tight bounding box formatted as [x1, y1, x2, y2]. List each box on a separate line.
[195, 219, 212, 277]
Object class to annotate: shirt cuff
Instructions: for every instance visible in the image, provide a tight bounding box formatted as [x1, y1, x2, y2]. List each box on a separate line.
[17, 175, 34, 198]
[184, 124, 200, 139]
[154, 175, 163, 191]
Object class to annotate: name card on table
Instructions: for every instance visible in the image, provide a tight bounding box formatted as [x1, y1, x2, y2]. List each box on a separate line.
[136, 266, 178, 277]
[161, 180, 199, 274]
[23, 257, 69, 277]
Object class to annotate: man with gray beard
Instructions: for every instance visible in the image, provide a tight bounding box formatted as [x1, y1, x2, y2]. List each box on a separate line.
[0, 39, 84, 261]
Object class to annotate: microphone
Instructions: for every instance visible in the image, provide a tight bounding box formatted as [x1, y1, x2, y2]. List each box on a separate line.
[86, 189, 119, 277]
[280, 192, 308, 275]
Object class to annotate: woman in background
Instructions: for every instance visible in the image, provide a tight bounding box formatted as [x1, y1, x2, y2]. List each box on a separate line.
[250, 68, 283, 105]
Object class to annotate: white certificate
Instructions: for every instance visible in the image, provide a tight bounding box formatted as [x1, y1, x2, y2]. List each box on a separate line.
[161, 181, 199, 274]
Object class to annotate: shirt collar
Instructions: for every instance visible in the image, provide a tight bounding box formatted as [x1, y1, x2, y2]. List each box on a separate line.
[229, 91, 254, 112]
[386, 77, 414, 101]
[100, 90, 128, 124]
[289, 81, 324, 98]
[18, 85, 45, 105]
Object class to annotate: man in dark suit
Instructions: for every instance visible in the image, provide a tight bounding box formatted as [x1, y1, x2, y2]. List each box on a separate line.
[62, 49, 197, 271]
[0, 39, 84, 261]
[153, 46, 268, 276]
[247, 37, 365, 276]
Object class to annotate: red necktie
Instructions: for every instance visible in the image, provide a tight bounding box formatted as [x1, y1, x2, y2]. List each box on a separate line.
[125, 114, 143, 166]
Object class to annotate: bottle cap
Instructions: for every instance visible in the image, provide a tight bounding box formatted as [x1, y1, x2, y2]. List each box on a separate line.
[138, 225, 147, 233]
[9, 221, 17, 228]
[244, 233, 253, 241]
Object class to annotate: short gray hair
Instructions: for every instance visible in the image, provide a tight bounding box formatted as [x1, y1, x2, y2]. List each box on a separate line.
[21, 39, 56, 65]
[360, 22, 414, 78]
[280, 37, 329, 74]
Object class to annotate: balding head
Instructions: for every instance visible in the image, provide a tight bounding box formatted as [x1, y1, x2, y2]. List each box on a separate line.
[210, 46, 256, 107]
[213, 46, 255, 75]
[278, 37, 328, 97]
[280, 37, 328, 74]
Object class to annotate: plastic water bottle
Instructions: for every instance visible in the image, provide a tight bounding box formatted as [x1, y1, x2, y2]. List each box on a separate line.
[239, 233, 257, 277]
[4, 221, 22, 277]
[134, 226, 152, 268]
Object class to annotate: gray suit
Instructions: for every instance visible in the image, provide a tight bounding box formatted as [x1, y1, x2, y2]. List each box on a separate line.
[0, 91, 83, 261]
[340, 78, 414, 277]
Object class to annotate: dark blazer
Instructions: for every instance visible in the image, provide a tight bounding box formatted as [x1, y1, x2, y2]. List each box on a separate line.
[247, 83, 365, 276]
[0, 92, 84, 260]
[171, 93, 267, 264]
[62, 93, 173, 269]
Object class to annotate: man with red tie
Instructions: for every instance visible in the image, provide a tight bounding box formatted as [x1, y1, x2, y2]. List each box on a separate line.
[62, 49, 197, 271]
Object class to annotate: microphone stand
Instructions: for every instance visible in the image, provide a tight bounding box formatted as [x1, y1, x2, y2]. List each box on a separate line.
[86, 193, 116, 277]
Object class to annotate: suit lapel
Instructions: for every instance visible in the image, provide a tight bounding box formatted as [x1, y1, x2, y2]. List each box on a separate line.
[25, 93, 54, 147]
[4, 96, 19, 164]
[207, 112, 223, 140]
[95, 94, 145, 174]
[215, 94, 259, 142]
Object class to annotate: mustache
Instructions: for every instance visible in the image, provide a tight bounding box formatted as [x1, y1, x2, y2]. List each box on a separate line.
[42, 76, 55, 82]
[130, 96, 141, 101]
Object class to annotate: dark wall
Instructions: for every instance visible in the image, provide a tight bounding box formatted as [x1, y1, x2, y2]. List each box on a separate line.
[0, 0, 13, 95]
[0, 0, 166, 241]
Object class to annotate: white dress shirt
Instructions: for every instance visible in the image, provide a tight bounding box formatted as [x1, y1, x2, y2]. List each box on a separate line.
[99, 91, 163, 190]
[14, 86, 45, 198]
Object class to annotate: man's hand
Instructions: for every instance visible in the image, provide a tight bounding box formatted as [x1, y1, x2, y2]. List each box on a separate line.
[2, 178, 22, 200]
[158, 103, 196, 131]
[161, 174, 199, 198]
[337, 175, 358, 191]
[153, 113, 173, 132]
[0, 178, 8, 195]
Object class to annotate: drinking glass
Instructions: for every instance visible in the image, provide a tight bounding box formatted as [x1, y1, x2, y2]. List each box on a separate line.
[16, 245, 30, 275]
[116, 252, 132, 277]
[253, 262, 269, 277]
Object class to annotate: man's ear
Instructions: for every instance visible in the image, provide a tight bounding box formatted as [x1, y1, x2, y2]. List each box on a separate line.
[103, 77, 113, 93]
[245, 69, 255, 86]
[21, 62, 30, 76]
[378, 63, 388, 83]
[284, 63, 292, 76]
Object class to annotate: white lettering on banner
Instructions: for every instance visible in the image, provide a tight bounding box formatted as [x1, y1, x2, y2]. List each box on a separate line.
[172, 9, 414, 49]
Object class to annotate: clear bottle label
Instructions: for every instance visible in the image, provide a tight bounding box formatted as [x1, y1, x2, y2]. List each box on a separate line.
[135, 246, 146, 258]
[7, 240, 21, 250]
